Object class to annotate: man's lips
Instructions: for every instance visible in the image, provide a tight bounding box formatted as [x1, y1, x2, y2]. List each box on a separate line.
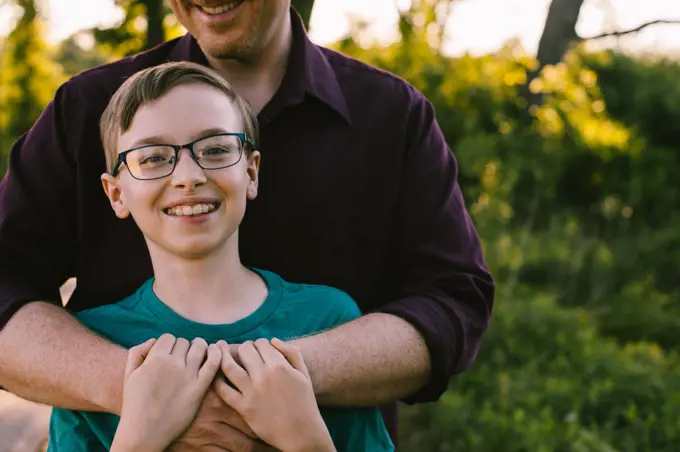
[193, 0, 244, 16]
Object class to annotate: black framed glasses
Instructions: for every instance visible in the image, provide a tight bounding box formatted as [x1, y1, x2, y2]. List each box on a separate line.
[111, 132, 255, 180]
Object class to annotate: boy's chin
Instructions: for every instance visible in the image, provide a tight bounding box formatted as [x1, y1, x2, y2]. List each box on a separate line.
[162, 240, 220, 260]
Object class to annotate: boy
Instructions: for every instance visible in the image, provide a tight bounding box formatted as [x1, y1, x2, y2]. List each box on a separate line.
[47, 61, 394, 451]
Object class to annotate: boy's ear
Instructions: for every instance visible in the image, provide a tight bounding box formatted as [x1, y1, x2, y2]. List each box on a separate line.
[246, 150, 260, 201]
[101, 173, 130, 219]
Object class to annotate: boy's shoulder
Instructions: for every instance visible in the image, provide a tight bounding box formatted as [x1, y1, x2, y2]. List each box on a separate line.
[73, 280, 155, 346]
[256, 269, 362, 328]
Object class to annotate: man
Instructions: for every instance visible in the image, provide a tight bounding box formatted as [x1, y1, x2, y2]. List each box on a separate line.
[0, 1, 494, 450]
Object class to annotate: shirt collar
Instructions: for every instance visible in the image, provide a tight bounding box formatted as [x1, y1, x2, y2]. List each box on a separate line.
[167, 9, 351, 124]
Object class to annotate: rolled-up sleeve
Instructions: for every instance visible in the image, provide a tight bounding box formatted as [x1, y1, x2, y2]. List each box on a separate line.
[0, 82, 78, 328]
[377, 93, 495, 404]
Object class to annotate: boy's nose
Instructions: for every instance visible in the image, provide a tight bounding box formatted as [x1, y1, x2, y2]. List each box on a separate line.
[170, 148, 207, 189]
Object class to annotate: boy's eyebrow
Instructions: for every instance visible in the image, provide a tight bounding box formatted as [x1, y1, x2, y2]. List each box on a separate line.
[128, 135, 172, 148]
[127, 128, 229, 148]
[191, 127, 229, 141]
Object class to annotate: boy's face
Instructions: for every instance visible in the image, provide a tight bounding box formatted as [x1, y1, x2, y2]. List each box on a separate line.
[101, 84, 260, 260]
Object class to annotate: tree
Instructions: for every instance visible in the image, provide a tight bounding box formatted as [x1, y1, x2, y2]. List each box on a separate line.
[396, 0, 455, 48]
[291, 0, 315, 30]
[524, 0, 680, 106]
[145, 0, 164, 49]
[536, 0, 586, 72]
[54, 33, 109, 76]
[93, 0, 174, 57]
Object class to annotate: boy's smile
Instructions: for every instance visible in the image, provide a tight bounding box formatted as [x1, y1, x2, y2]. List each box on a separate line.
[163, 199, 221, 218]
[101, 83, 260, 260]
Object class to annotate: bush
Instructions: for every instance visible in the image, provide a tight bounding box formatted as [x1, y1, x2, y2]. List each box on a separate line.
[399, 290, 680, 451]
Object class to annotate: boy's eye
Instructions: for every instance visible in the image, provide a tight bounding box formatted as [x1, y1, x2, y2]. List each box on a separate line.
[138, 154, 170, 166]
[201, 146, 234, 157]
[206, 147, 227, 154]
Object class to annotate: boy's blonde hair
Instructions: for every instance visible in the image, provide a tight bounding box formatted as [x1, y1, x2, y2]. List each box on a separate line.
[100, 61, 259, 173]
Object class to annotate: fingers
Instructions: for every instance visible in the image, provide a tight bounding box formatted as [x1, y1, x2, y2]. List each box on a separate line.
[253, 338, 288, 367]
[186, 338, 209, 372]
[229, 342, 243, 366]
[217, 341, 251, 392]
[171, 337, 191, 360]
[237, 341, 264, 378]
[197, 343, 222, 386]
[125, 338, 156, 379]
[148, 333, 177, 358]
[271, 338, 311, 381]
[213, 374, 243, 408]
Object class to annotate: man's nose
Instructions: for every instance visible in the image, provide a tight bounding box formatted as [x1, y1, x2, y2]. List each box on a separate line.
[170, 148, 207, 189]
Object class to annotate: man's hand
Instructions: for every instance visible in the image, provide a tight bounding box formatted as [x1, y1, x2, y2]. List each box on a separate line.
[168, 383, 278, 452]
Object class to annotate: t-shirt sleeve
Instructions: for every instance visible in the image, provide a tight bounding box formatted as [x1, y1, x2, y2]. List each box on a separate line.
[319, 286, 363, 327]
[48, 408, 107, 452]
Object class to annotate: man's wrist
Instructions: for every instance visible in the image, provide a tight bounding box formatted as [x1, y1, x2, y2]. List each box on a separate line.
[110, 435, 164, 452]
[286, 336, 327, 398]
[277, 417, 335, 452]
[92, 346, 127, 415]
[285, 435, 335, 452]
[111, 420, 166, 452]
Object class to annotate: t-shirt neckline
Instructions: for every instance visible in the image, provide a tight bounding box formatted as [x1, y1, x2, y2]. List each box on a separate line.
[139, 268, 283, 341]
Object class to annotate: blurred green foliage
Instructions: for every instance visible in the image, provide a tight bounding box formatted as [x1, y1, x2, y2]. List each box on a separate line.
[92, 0, 183, 57]
[1, 0, 680, 449]
[399, 288, 680, 451]
[333, 7, 680, 450]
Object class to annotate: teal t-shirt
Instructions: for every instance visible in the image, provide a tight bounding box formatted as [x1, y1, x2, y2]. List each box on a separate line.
[48, 269, 394, 452]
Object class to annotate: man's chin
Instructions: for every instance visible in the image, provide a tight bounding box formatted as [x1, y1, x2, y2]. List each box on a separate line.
[205, 46, 253, 62]
[196, 31, 256, 61]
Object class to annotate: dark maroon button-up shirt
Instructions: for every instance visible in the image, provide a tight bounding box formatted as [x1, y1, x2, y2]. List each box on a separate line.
[0, 10, 493, 441]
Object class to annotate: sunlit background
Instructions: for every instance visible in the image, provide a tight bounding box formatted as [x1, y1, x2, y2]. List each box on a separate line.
[2, 0, 680, 451]
[0, 0, 679, 55]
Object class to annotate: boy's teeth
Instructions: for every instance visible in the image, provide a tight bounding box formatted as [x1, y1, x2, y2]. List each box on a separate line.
[167, 203, 217, 216]
[200, 0, 243, 15]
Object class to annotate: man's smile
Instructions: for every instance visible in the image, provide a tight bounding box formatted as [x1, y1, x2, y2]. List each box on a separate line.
[194, 0, 245, 16]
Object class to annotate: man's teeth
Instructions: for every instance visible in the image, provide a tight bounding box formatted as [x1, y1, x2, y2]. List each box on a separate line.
[166, 203, 218, 216]
[199, 0, 243, 15]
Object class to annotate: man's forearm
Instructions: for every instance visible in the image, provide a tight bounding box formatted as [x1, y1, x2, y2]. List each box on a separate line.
[290, 313, 431, 406]
[0, 301, 126, 414]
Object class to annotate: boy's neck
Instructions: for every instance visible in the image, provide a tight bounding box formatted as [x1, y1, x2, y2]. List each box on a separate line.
[146, 236, 268, 324]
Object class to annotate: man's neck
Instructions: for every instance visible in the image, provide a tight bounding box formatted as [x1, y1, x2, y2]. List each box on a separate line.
[146, 235, 268, 324]
[205, 14, 294, 113]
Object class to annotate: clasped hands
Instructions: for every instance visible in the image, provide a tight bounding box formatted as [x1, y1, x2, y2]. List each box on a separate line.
[112, 334, 332, 452]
